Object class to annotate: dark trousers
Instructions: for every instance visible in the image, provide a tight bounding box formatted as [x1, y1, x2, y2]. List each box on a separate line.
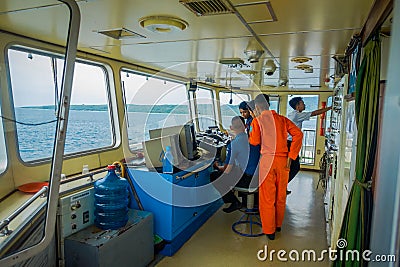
[287, 140, 301, 183]
[210, 168, 253, 204]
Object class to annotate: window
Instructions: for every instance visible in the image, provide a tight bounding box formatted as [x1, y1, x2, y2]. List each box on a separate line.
[195, 88, 216, 131]
[121, 70, 190, 150]
[287, 95, 319, 165]
[8, 47, 114, 162]
[268, 95, 280, 113]
[219, 92, 250, 129]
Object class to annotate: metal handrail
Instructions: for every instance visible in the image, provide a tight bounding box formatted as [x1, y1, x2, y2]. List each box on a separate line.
[175, 158, 214, 180]
[0, 166, 108, 237]
[60, 168, 107, 184]
[0, 187, 48, 236]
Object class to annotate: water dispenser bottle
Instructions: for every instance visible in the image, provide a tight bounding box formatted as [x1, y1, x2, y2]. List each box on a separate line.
[94, 165, 129, 230]
[162, 146, 174, 174]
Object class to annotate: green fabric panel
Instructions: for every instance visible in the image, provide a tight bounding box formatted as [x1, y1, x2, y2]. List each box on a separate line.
[333, 36, 380, 267]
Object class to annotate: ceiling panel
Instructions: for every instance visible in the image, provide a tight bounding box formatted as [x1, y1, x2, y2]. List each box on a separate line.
[235, 3, 274, 23]
[0, 0, 376, 90]
[0, 3, 70, 45]
[249, 0, 374, 34]
[257, 30, 358, 59]
[0, 0, 59, 13]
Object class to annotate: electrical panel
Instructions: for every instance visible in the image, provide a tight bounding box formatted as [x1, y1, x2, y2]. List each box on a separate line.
[58, 188, 95, 238]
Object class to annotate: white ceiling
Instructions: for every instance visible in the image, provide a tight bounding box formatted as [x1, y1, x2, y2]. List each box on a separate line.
[0, 0, 375, 90]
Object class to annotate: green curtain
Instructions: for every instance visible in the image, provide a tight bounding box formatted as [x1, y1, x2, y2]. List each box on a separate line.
[333, 35, 380, 267]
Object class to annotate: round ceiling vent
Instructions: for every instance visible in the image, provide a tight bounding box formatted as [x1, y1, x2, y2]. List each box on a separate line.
[291, 56, 312, 63]
[139, 16, 189, 33]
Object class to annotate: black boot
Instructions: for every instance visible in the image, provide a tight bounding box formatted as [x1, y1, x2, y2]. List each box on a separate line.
[223, 201, 241, 213]
[266, 233, 276, 240]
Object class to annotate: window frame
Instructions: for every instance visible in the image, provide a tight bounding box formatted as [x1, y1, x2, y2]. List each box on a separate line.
[6, 45, 118, 164]
[287, 94, 319, 166]
[268, 95, 281, 113]
[195, 86, 217, 132]
[120, 69, 192, 152]
[0, 80, 8, 174]
[218, 91, 250, 129]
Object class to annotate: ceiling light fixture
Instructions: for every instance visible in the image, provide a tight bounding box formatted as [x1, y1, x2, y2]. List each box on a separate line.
[291, 56, 312, 63]
[219, 58, 247, 68]
[295, 64, 313, 70]
[139, 15, 189, 33]
[219, 58, 244, 65]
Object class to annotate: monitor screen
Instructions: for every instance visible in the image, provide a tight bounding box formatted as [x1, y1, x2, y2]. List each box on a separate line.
[147, 124, 198, 161]
[183, 123, 197, 160]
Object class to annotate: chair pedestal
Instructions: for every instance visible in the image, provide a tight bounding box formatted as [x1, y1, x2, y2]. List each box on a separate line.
[231, 187, 263, 237]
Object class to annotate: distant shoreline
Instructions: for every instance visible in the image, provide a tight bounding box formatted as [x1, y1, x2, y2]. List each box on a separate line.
[18, 104, 239, 116]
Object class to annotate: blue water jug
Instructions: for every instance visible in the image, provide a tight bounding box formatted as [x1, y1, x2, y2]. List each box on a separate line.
[162, 146, 174, 174]
[94, 165, 129, 230]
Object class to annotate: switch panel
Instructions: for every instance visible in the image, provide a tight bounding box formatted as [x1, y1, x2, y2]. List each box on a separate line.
[59, 188, 95, 238]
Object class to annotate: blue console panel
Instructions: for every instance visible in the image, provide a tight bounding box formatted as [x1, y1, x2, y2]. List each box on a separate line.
[127, 163, 222, 256]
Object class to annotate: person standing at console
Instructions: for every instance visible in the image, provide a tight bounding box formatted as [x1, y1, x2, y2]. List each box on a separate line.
[286, 97, 331, 193]
[253, 94, 303, 240]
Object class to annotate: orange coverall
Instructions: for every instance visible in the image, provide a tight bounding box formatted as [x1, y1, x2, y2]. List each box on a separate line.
[249, 110, 303, 234]
[248, 116, 261, 146]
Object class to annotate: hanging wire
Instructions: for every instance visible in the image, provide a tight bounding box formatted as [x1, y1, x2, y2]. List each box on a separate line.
[2, 55, 61, 126]
[0, 115, 58, 126]
[229, 71, 233, 104]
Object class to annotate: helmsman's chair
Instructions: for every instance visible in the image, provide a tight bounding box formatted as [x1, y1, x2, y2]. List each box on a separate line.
[231, 187, 263, 237]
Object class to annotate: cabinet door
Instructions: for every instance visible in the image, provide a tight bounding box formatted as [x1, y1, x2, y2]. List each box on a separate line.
[172, 174, 196, 234]
[195, 167, 211, 186]
[195, 168, 219, 213]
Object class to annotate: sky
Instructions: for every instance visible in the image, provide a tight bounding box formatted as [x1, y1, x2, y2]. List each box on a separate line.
[8, 49, 108, 107]
[121, 72, 189, 106]
[8, 49, 253, 109]
[8, 48, 198, 107]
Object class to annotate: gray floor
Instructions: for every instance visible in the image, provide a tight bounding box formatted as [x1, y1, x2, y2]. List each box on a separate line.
[156, 171, 330, 266]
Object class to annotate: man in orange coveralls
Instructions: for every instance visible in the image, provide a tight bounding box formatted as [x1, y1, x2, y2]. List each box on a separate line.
[252, 94, 303, 240]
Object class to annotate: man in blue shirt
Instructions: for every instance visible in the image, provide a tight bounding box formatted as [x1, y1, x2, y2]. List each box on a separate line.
[287, 97, 331, 194]
[211, 116, 260, 213]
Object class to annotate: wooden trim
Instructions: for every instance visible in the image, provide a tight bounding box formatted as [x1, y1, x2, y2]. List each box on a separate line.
[360, 0, 393, 46]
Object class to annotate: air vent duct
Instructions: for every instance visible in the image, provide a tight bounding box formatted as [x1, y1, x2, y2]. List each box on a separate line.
[179, 0, 234, 16]
[97, 28, 146, 40]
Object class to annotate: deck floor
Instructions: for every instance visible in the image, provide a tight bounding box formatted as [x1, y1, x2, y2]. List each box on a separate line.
[154, 171, 330, 267]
